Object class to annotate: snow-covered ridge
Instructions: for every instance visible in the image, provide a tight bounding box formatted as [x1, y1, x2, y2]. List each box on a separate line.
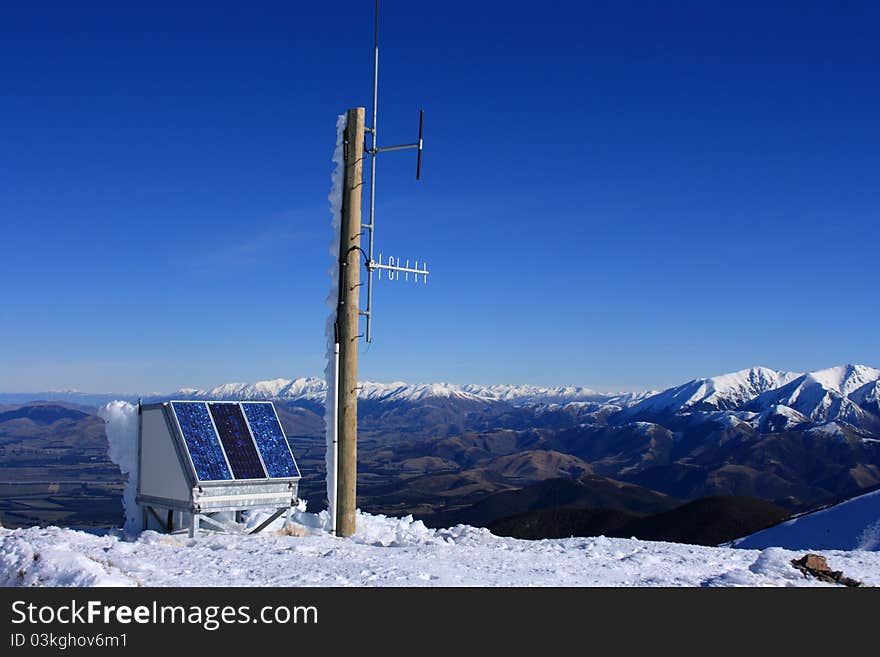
[749, 364, 880, 426]
[163, 378, 629, 407]
[625, 366, 803, 416]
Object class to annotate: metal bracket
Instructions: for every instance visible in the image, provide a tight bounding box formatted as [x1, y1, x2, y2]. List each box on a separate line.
[249, 508, 289, 535]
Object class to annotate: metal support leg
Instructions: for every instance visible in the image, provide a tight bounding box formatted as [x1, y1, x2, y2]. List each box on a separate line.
[189, 513, 199, 538]
[199, 513, 244, 533]
[249, 507, 288, 535]
[147, 506, 164, 530]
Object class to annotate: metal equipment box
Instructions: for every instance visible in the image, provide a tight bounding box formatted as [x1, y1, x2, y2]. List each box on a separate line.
[137, 400, 301, 536]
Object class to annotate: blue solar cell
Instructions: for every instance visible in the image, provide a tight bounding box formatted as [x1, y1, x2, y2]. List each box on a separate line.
[208, 403, 266, 480]
[171, 402, 231, 482]
[242, 403, 300, 479]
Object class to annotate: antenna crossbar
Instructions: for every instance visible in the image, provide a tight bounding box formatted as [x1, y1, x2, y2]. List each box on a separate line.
[371, 142, 419, 154]
[370, 262, 429, 275]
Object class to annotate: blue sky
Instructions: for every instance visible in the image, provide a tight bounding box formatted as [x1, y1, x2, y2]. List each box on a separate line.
[1, 1, 878, 393]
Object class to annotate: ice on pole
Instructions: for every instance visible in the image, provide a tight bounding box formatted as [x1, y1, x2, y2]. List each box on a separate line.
[324, 113, 347, 521]
[99, 400, 141, 534]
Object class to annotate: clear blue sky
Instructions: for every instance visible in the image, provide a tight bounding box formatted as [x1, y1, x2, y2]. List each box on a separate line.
[1, 1, 878, 394]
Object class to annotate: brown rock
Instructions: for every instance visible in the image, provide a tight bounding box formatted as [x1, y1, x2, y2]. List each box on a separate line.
[791, 553, 862, 587]
[792, 553, 831, 572]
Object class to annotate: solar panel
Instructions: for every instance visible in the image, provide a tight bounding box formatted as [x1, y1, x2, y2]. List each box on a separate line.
[170, 402, 231, 482]
[208, 402, 267, 480]
[242, 402, 300, 479]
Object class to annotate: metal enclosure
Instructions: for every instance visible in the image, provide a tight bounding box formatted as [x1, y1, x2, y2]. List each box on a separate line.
[137, 401, 301, 536]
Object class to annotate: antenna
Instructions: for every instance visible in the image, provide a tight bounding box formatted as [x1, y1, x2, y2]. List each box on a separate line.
[361, 0, 428, 343]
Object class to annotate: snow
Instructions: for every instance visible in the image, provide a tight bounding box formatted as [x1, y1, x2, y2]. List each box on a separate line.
[324, 113, 346, 513]
[98, 401, 141, 534]
[806, 422, 847, 440]
[807, 364, 880, 396]
[3, 511, 879, 587]
[461, 383, 607, 405]
[766, 404, 807, 422]
[733, 487, 880, 552]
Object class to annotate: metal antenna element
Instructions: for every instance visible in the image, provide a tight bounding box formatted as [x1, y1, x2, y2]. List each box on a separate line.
[361, 0, 428, 343]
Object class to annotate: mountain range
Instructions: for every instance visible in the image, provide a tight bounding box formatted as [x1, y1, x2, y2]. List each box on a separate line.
[154, 363, 880, 438]
[5, 363, 879, 435]
[2, 363, 880, 535]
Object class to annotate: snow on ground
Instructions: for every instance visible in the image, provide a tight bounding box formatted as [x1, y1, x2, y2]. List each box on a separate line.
[733, 487, 880, 552]
[3, 511, 879, 587]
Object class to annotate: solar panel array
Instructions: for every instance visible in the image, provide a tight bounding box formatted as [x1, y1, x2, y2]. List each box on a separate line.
[170, 401, 299, 482]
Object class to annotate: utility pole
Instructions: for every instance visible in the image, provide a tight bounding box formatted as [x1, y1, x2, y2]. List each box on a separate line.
[327, 3, 428, 538]
[335, 106, 365, 537]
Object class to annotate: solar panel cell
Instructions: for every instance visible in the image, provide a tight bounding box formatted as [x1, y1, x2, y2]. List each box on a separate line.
[170, 402, 231, 482]
[242, 402, 300, 478]
[208, 402, 267, 480]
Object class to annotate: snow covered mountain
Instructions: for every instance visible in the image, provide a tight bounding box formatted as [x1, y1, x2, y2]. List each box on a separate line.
[460, 383, 609, 405]
[623, 366, 802, 417]
[165, 378, 621, 407]
[5, 363, 878, 441]
[173, 377, 327, 402]
[746, 364, 880, 428]
[620, 364, 880, 436]
[159, 363, 880, 437]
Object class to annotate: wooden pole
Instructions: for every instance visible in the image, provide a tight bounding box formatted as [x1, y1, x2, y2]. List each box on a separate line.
[336, 107, 364, 537]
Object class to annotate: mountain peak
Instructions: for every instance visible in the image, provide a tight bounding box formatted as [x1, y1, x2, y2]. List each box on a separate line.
[805, 364, 880, 395]
[625, 366, 801, 416]
[749, 363, 880, 426]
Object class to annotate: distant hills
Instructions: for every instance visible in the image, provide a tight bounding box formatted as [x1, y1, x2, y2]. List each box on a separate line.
[489, 495, 790, 546]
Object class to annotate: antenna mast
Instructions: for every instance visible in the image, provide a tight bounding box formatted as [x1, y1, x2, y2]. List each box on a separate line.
[362, 0, 427, 343]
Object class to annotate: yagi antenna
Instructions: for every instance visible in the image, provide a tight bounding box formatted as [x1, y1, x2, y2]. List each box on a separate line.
[361, 0, 428, 343]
